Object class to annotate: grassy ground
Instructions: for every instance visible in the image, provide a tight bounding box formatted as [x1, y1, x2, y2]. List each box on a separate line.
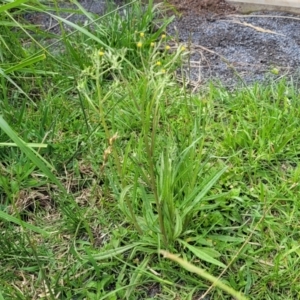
[1, 0, 300, 299]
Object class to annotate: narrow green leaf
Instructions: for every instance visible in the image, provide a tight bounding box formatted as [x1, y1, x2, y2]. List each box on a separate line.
[0, 0, 29, 13]
[173, 209, 183, 239]
[0, 289, 5, 300]
[180, 167, 227, 217]
[4, 54, 46, 74]
[125, 256, 150, 299]
[0, 21, 33, 27]
[209, 235, 245, 243]
[71, 0, 95, 22]
[0, 68, 37, 106]
[0, 116, 64, 190]
[119, 185, 133, 219]
[0, 210, 49, 236]
[47, 13, 111, 50]
[0, 142, 47, 148]
[140, 187, 157, 232]
[160, 250, 248, 300]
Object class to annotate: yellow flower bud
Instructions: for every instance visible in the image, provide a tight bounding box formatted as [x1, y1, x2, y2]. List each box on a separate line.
[137, 42, 142, 48]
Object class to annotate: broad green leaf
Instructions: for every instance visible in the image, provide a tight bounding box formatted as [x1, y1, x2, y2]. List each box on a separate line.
[209, 235, 245, 243]
[199, 247, 222, 258]
[83, 244, 138, 261]
[179, 239, 226, 268]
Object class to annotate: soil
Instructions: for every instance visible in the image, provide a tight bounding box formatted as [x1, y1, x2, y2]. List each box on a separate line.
[168, 0, 236, 15]
[169, 9, 300, 87]
[23, 0, 300, 88]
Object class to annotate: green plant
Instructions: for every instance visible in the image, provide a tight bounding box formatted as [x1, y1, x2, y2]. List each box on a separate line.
[2, 0, 300, 299]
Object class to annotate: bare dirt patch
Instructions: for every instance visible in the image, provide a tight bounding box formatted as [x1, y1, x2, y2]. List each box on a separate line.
[168, 0, 236, 15]
[168, 9, 300, 88]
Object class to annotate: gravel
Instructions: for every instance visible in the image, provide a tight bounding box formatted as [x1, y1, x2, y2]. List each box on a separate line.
[169, 10, 300, 87]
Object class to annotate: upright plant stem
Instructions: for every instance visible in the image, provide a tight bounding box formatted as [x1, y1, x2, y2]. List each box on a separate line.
[145, 135, 167, 246]
[95, 68, 143, 234]
[142, 78, 168, 247]
[96, 68, 123, 181]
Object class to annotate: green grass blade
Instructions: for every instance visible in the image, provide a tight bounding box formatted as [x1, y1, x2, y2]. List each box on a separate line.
[125, 256, 150, 299]
[0, 210, 49, 236]
[160, 250, 248, 300]
[0, 142, 47, 148]
[47, 13, 111, 50]
[0, 0, 29, 13]
[4, 54, 46, 74]
[0, 116, 64, 190]
[0, 68, 37, 107]
[180, 167, 227, 217]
